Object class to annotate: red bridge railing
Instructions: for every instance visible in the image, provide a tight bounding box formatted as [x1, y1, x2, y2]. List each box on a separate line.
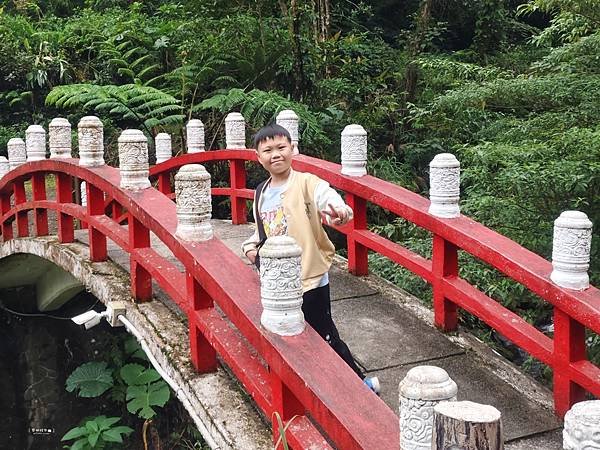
[150, 150, 600, 418]
[0, 159, 398, 449]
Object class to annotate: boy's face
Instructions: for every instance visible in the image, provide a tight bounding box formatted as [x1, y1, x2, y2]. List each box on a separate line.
[256, 135, 293, 177]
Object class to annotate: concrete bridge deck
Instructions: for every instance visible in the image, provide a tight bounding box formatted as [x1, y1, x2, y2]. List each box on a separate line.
[76, 219, 563, 449]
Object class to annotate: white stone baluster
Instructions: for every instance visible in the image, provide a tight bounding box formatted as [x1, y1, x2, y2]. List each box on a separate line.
[259, 236, 305, 336]
[80, 181, 87, 207]
[49, 117, 72, 158]
[155, 133, 172, 163]
[175, 164, 213, 241]
[118, 129, 150, 190]
[7, 138, 26, 170]
[428, 153, 460, 218]
[225, 112, 246, 149]
[186, 119, 205, 153]
[78, 116, 105, 167]
[551, 211, 592, 290]
[26, 125, 46, 161]
[564, 400, 600, 449]
[0, 157, 9, 177]
[398, 365, 458, 450]
[341, 124, 368, 177]
[276, 109, 300, 155]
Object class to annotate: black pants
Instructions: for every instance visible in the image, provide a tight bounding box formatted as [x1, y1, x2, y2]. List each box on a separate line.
[302, 284, 364, 379]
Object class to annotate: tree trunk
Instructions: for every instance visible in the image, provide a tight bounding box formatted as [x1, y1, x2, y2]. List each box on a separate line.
[432, 401, 503, 450]
[289, 0, 305, 99]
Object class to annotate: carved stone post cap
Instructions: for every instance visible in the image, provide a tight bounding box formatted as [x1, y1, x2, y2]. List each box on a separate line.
[49, 117, 70, 127]
[26, 124, 45, 133]
[399, 365, 458, 400]
[175, 163, 210, 181]
[78, 116, 103, 128]
[118, 129, 146, 143]
[260, 235, 302, 259]
[225, 112, 245, 122]
[564, 400, 600, 449]
[7, 138, 25, 145]
[341, 124, 367, 137]
[430, 153, 460, 168]
[155, 132, 171, 141]
[555, 210, 592, 229]
[277, 109, 298, 120]
[187, 118, 204, 127]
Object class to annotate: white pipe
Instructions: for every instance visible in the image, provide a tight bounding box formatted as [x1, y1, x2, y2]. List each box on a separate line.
[117, 315, 222, 450]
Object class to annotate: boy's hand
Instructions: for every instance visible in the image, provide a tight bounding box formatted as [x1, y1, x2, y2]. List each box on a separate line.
[245, 249, 258, 264]
[321, 204, 352, 225]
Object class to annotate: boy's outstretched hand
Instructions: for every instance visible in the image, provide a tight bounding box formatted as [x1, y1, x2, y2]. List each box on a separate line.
[320, 203, 353, 225]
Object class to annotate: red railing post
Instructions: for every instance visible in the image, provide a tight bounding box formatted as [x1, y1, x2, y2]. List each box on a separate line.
[270, 370, 304, 445]
[346, 194, 368, 276]
[56, 173, 74, 243]
[87, 183, 107, 261]
[32, 173, 48, 236]
[553, 308, 587, 417]
[187, 271, 217, 372]
[14, 181, 28, 237]
[1, 193, 13, 241]
[230, 159, 247, 224]
[130, 214, 152, 302]
[432, 234, 458, 331]
[157, 172, 171, 197]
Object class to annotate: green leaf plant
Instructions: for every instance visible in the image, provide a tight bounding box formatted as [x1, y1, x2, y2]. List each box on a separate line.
[120, 363, 170, 419]
[61, 415, 133, 450]
[65, 361, 114, 398]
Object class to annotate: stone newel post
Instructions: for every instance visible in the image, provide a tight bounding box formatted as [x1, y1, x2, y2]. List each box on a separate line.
[341, 124, 368, 177]
[0, 157, 9, 177]
[155, 133, 172, 163]
[398, 365, 457, 450]
[78, 116, 105, 167]
[551, 211, 592, 290]
[175, 164, 213, 241]
[7, 138, 26, 169]
[428, 153, 460, 218]
[186, 119, 205, 153]
[49, 117, 72, 158]
[26, 125, 46, 161]
[225, 112, 246, 149]
[563, 400, 600, 449]
[259, 236, 305, 336]
[276, 109, 300, 154]
[118, 129, 151, 190]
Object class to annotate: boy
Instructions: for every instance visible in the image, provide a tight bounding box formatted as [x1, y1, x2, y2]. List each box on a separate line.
[242, 124, 380, 394]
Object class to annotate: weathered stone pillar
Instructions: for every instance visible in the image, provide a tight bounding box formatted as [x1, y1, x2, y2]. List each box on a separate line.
[225, 112, 246, 149]
[0, 157, 9, 177]
[186, 119, 205, 153]
[398, 365, 457, 450]
[48, 117, 72, 158]
[78, 116, 105, 167]
[7, 138, 26, 170]
[428, 153, 460, 218]
[341, 124, 368, 177]
[175, 164, 213, 241]
[551, 211, 592, 290]
[563, 400, 600, 449]
[26, 125, 46, 161]
[118, 130, 150, 190]
[80, 181, 87, 207]
[276, 109, 300, 154]
[155, 133, 172, 163]
[259, 236, 305, 336]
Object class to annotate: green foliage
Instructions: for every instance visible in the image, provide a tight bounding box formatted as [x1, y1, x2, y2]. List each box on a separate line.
[121, 363, 170, 419]
[66, 362, 114, 398]
[61, 415, 133, 450]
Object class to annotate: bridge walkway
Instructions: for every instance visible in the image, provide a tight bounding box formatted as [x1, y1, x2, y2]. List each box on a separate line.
[75, 219, 562, 449]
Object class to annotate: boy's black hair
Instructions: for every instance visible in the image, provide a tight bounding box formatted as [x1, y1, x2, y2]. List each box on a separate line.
[252, 123, 291, 149]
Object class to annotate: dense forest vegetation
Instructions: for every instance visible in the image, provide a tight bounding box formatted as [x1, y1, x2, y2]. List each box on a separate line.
[0, 0, 598, 404]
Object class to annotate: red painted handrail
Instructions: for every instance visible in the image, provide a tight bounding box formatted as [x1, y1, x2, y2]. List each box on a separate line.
[150, 150, 600, 418]
[0, 159, 398, 449]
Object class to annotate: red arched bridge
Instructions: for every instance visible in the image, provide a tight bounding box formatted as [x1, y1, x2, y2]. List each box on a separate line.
[0, 146, 598, 449]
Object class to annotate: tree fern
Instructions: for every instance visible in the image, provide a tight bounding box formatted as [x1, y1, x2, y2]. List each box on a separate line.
[46, 84, 184, 135]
